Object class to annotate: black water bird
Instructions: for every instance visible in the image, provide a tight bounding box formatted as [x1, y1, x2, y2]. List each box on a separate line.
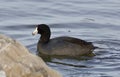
[32, 24, 95, 58]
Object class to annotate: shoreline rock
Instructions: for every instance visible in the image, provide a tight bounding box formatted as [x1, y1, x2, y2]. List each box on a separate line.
[0, 34, 62, 77]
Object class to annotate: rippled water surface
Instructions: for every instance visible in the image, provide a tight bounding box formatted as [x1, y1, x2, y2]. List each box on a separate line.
[0, 0, 120, 77]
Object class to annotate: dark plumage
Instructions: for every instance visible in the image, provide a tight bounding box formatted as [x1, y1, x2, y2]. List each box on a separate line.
[32, 24, 95, 57]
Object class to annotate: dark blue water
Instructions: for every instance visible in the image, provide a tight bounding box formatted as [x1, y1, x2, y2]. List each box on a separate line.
[0, 0, 120, 77]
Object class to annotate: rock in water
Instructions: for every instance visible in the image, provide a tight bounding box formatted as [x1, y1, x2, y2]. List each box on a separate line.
[0, 34, 62, 77]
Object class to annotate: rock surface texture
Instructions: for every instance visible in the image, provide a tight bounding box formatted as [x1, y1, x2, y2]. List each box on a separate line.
[0, 34, 62, 77]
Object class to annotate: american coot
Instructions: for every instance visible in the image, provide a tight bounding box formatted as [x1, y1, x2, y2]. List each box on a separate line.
[32, 24, 95, 58]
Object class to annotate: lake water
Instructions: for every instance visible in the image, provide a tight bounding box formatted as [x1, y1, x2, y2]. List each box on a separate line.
[0, 0, 120, 77]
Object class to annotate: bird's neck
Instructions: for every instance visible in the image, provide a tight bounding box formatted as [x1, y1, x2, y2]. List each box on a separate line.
[39, 33, 50, 43]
